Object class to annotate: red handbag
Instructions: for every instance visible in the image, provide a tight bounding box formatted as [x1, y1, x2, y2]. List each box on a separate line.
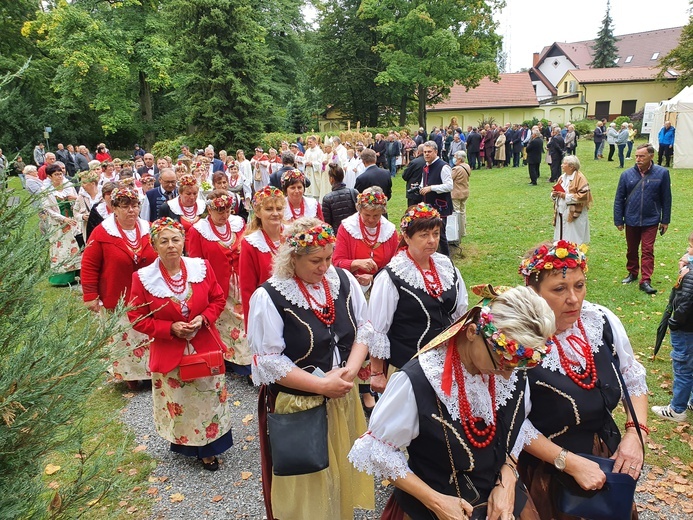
[177, 322, 228, 382]
[178, 350, 225, 381]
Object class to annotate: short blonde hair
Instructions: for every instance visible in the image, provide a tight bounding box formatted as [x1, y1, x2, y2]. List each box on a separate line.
[272, 217, 330, 280]
[489, 286, 556, 351]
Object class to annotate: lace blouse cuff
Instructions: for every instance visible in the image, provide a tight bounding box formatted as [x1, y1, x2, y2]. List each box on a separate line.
[355, 323, 371, 346]
[511, 420, 541, 458]
[622, 361, 648, 397]
[348, 431, 411, 480]
[364, 323, 390, 359]
[251, 353, 296, 385]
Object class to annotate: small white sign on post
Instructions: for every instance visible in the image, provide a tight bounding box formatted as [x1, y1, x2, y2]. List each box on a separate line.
[642, 103, 658, 135]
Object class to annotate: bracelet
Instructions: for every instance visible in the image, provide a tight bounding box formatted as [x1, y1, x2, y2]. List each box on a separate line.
[624, 421, 650, 435]
[370, 371, 384, 377]
[503, 462, 520, 480]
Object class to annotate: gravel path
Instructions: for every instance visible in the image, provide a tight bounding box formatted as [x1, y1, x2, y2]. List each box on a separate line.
[120, 376, 683, 519]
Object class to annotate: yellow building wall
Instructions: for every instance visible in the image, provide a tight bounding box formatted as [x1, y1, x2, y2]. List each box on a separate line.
[580, 81, 676, 118]
[425, 105, 586, 129]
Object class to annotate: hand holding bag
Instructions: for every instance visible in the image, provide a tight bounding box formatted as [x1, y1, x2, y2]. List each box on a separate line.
[178, 321, 227, 382]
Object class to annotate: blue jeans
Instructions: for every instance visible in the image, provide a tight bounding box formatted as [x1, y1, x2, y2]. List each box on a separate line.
[670, 330, 693, 413]
[626, 140, 634, 158]
[618, 143, 626, 167]
[388, 156, 397, 177]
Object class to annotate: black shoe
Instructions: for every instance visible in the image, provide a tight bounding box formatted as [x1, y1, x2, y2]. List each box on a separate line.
[528, 182, 537, 185]
[621, 273, 637, 284]
[640, 282, 657, 295]
[202, 456, 219, 471]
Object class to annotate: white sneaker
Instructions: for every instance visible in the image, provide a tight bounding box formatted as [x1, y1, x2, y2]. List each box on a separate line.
[652, 404, 687, 422]
[688, 403, 693, 412]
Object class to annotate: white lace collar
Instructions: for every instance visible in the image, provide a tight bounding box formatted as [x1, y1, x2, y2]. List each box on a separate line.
[244, 229, 280, 253]
[137, 257, 207, 298]
[387, 250, 455, 292]
[168, 196, 206, 217]
[284, 196, 319, 220]
[193, 216, 245, 242]
[102, 214, 150, 238]
[541, 300, 604, 373]
[341, 213, 396, 242]
[267, 265, 342, 309]
[419, 347, 518, 425]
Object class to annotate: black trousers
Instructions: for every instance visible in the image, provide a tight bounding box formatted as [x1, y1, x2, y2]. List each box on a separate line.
[468, 152, 480, 169]
[608, 144, 616, 161]
[528, 163, 540, 184]
[658, 144, 673, 167]
[549, 156, 561, 182]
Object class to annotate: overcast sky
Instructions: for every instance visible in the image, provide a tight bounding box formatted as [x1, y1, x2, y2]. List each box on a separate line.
[497, 0, 691, 72]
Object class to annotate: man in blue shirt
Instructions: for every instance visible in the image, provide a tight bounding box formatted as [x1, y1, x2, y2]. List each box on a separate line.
[658, 121, 675, 167]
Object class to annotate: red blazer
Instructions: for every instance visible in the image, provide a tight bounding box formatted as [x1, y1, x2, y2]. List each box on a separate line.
[128, 258, 227, 374]
[238, 234, 274, 328]
[186, 219, 245, 301]
[332, 222, 399, 272]
[81, 223, 157, 309]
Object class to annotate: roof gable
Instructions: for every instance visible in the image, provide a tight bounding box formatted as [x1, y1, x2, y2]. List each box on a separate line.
[559, 66, 677, 84]
[428, 73, 539, 111]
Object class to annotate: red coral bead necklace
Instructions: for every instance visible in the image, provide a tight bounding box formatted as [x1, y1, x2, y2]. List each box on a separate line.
[160, 259, 188, 293]
[407, 249, 443, 298]
[295, 276, 335, 326]
[552, 319, 597, 390]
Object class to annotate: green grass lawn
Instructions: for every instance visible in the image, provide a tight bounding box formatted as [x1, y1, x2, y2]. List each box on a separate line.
[391, 141, 691, 466]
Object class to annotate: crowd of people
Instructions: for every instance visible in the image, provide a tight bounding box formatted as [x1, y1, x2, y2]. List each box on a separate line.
[10, 122, 688, 520]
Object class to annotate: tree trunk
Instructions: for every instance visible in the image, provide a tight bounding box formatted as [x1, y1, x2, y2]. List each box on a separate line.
[417, 84, 427, 129]
[139, 71, 154, 148]
[399, 94, 408, 127]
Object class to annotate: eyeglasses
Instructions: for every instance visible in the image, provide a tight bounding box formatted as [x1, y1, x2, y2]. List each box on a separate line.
[480, 332, 500, 371]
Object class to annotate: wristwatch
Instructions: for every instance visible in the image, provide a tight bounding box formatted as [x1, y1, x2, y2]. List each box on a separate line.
[554, 448, 568, 472]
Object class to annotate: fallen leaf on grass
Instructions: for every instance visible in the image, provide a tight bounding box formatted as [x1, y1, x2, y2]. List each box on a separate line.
[146, 487, 159, 495]
[241, 471, 252, 480]
[242, 414, 254, 425]
[45, 464, 61, 475]
[126, 506, 138, 514]
[74, 453, 84, 459]
[48, 481, 60, 490]
[87, 498, 100, 507]
[119, 500, 128, 507]
[106, 451, 115, 456]
[212, 495, 223, 503]
[170, 493, 185, 503]
[122, 393, 135, 399]
[133, 445, 147, 453]
[128, 469, 138, 476]
[48, 492, 62, 512]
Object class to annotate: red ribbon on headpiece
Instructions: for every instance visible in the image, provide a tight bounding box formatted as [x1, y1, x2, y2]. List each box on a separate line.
[441, 337, 456, 396]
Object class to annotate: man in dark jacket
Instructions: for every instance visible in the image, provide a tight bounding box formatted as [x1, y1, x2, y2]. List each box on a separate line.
[269, 151, 296, 188]
[372, 133, 388, 168]
[651, 259, 693, 421]
[402, 144, 425, 206]
[354, 148, 391, 199]
[614, 143, 672, 294]
[385, 133, 401, 177]
[546, 126, 565, 182]
[465, 128, 482, 170]
[322, 164, 357, 231]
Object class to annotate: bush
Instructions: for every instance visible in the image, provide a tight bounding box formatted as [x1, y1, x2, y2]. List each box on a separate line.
[614, 115, 631, 127]
[572, 120, 593, 137]
[522, 118, 539, 128]
[151, 136, 202, 161]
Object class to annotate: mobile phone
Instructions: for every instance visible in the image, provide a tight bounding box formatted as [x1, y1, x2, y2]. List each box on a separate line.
[660, 228, 665, 236]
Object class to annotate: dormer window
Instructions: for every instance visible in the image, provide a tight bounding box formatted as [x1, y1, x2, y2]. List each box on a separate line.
[625, 55, 633, 63]
[652, 52, 660, 60]
[614, 57, 620, 64]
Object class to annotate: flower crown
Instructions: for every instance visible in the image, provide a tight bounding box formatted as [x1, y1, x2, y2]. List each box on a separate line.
[79, 170, 100, 184]
[111, 187, 140, 203]
[281, 168, 305, 187]
[477, 306, 550, 369]
[400, 203, 440, 232]
[287, 224, 336, 251]
[150, 217, 185, 240]
[206, 194, 234, 211]
[179, 174, 197, 188]
[252, 185, 283, 207]
[519, 240, 588, 283]
[358, 191, 388, 207]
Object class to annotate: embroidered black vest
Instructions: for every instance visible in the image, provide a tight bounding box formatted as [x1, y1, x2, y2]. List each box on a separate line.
[423, 158, 453, 216]
[263, 268, 356, 396]
[384, 264, 458, 369]
[397, 358, 527, 513]
[523, 313, 622, 455]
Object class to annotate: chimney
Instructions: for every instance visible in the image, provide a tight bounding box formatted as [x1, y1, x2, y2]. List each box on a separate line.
[533, 52, 540, 67]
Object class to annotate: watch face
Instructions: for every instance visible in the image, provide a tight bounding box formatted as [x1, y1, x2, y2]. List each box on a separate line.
[555, 458, 566, 470]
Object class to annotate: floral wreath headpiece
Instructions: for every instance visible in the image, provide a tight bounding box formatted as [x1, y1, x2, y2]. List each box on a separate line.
[150, 217, 185, 240]
[286, 224, 336, 252]
[358, 191, 388, 208]
[400, 203, 440, 233]
[476, 305, 550, 369]
[206, 194, 234, 211]
[111, 187, 140, 203]
[179, 174, 197, 188]
[281, 169, 305, 187]
[519, 240, 588, 284]
[78, 170, 100, 184]
[252, 185, 283, 207]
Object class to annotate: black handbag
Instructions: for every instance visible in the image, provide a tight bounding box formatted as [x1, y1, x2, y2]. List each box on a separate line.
[267, 401, 329, 476]
[557, 357, 645, 520]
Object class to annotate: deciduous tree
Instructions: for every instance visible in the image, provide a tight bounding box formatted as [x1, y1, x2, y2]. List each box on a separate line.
[659, 14, 693, 87]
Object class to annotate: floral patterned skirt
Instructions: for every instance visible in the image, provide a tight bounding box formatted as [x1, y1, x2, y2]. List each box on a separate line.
[47, 218, 81, 274]
[270, 385, 374, 519]
[216, 288, 250, 366]
[105, 312, 152, 381]
[152, 366, 232, 447]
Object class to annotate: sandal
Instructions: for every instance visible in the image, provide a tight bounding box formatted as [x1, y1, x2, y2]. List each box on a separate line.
[201, 456, 219, 471]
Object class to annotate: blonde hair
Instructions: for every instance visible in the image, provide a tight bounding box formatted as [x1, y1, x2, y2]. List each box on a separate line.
[489, 286, 556, 350]
[272, 217, 328, 280]
[245, 191, 285, 234]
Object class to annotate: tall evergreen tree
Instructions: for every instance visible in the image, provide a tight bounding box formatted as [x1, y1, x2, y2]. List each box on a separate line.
[590, 0, 620, 68]
[166, 0, 273, 149]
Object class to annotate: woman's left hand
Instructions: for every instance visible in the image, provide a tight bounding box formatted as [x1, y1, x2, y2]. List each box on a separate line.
[486, 479, 516, 520]
[611, 430, 644, 479]
[187, 315, 204, 331]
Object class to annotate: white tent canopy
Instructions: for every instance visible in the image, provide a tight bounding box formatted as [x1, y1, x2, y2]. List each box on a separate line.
[651, 85, 693, 168]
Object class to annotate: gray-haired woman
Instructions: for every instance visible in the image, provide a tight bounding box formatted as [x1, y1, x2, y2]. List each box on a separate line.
[451, 151, 471, 239]
[551, 155, 593, 244]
